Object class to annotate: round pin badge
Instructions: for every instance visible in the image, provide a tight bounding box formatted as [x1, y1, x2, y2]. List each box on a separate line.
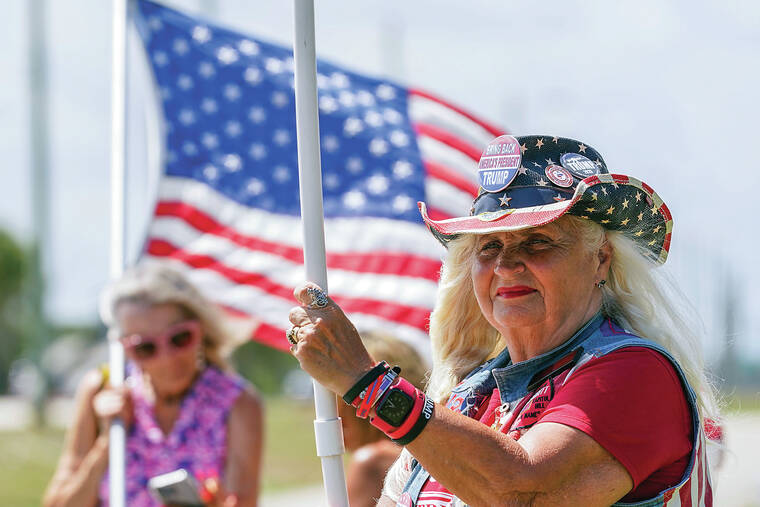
[560, 153, 599, 178]
[544, 165, 574, 188]
[477, 135, 522, 193]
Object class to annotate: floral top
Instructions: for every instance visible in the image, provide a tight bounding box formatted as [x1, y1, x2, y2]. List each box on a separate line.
[98, 366, 245, 506]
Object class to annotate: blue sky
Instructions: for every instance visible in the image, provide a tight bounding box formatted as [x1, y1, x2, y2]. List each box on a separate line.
[2, 0, 758, 362]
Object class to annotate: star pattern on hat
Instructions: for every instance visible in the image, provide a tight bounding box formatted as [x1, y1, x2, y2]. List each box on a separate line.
[568, 174, 671, 264]
[463, 136, 672, 265]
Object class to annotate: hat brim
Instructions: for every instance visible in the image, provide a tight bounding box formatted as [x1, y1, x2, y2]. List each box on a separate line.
[420, 173, 673, 264]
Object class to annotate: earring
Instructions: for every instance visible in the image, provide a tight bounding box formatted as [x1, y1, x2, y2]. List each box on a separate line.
[595, 279, 607, 288]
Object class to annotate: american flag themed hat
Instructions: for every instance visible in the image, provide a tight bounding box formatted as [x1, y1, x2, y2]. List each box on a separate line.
[419, 135, 673, 264]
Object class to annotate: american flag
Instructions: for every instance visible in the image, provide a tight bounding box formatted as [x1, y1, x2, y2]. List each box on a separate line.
[134, 0, 504, 356]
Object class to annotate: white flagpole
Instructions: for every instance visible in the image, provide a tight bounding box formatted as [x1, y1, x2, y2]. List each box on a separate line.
[108, 0, 129, 505]
[292, 1, 349, 505]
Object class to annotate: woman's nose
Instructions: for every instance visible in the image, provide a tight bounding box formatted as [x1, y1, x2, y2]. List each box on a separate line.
[494, 252, 525, 274]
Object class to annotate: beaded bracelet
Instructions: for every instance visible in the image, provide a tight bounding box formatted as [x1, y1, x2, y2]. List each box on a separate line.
[342, 361, 389, 407]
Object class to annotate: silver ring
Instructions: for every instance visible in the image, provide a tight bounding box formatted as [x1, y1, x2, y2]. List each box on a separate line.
[286, 326, 300, 345]
[307, 287, 329, 308]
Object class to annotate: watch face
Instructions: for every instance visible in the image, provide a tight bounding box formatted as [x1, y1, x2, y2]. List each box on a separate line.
[377, 389, 415, 427]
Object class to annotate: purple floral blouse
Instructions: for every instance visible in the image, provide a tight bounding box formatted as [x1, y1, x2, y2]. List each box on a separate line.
[98, 366, 245, 506]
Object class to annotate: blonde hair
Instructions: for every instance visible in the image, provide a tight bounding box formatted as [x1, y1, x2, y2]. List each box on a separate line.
[383, 216, 720, 501]
[99, 261, 246, 370]
[426, 216, 718, 415]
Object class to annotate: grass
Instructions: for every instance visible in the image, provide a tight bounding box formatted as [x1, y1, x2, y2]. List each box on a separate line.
[721, 389, 760, 413]
[0, 396, 323, 506]
[0, 427, 64, 507]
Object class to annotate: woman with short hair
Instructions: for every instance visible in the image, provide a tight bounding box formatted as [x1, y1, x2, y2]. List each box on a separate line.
[287, 135, 718, 506]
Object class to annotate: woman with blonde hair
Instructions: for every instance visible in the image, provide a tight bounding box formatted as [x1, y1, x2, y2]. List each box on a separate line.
[287, 135, 718, 506]
[44, 262, 263, 507]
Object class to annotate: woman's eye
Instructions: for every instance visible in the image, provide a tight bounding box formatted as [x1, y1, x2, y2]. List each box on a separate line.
[480, 241, 501, 252]
[524, 238, 551, 249]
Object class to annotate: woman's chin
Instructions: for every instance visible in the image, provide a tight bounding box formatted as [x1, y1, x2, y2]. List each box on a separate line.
[150, 371, 197, 397]
[492, 305, 544, 330]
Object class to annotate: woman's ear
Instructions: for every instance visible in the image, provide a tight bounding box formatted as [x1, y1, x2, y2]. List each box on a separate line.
[597, 238, 613, 279]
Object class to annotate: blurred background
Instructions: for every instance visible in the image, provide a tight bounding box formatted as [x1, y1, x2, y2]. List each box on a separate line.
[1, 0, 759, 505]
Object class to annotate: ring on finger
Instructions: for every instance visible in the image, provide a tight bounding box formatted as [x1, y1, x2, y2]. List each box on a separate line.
[306, 287, 329, 308]
[286, 325, 301, 345]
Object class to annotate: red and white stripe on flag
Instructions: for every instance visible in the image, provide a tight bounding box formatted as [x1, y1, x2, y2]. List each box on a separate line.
[134, 0, 505, 357]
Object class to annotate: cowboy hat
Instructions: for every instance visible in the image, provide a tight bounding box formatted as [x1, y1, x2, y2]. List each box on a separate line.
[419, 135, 672, 264]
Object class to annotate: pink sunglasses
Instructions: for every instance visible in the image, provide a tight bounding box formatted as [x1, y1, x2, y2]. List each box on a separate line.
[119, 320, 202, 360]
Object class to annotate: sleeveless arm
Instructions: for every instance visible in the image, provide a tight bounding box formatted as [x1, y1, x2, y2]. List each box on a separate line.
[347, 441, 401, 507]
[404, 403, 632, 506]
[43, 370, 110, 507]
[223, 385, 264, 506]
[537, 347, 692, 500]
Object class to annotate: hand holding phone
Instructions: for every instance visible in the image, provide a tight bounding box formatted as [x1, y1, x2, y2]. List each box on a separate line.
[147, 469, 205, 507]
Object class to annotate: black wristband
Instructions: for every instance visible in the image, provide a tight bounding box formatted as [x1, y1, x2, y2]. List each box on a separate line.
[342, 361, 389, 405]
[392, 395, 435, 446]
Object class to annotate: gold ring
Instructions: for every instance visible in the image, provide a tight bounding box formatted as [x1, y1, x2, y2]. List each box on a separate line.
[286, 326, 300, 345]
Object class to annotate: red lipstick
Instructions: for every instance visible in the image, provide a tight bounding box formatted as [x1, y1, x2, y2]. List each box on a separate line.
[496, 286, 536, 298]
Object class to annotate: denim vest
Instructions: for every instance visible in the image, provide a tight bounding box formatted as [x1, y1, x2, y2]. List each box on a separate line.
[399, 313, 712, 506]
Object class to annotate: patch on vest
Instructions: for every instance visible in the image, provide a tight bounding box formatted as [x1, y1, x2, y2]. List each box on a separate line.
[446, 384, 487, 418]
[493, 370, 573, 437]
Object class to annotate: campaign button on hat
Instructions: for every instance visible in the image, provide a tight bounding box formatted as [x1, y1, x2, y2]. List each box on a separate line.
[545, 165, 574, 188]
[560, 153, 599, 178]
[478, 135, 522, 192]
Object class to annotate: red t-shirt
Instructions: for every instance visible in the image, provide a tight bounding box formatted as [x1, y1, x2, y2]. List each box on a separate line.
[421, 347, 693, 504]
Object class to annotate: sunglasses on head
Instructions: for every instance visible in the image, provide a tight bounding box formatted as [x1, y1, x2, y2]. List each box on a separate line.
[119, 320, 202, 360]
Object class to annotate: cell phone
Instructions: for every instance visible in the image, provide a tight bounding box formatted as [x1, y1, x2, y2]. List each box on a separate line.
[147, 468, 205, 507]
